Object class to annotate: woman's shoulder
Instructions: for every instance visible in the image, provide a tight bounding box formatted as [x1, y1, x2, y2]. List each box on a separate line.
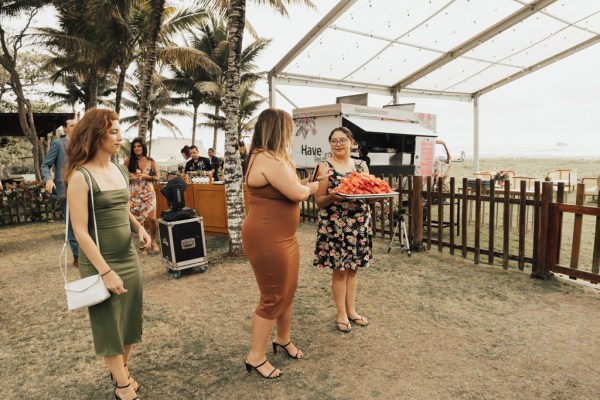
[68, 168, 88, 189]
[253, 150, 284, 164]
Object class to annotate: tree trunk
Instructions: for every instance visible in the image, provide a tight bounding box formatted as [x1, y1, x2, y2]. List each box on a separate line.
[114, 65, 127, 114]
[88, 67, 98, 109]
[191, 104, 198, 146]
[0, 10, 41, 179]
[222, 0, 246, 255]
[137, 0, 165, 140]
[17, 98, 41, 179]
[213, 105, 220, 149]
[148, 128, 153, 157]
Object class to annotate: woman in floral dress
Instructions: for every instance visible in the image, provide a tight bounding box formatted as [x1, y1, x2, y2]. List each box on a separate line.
[125, 138, 160, 256]
[314, 127, 373, 333]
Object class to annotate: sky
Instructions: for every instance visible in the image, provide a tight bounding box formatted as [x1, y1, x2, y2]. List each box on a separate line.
[5, 1, 600, 159]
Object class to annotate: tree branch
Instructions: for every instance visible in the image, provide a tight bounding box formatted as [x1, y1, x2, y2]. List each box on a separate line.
[13, 8, 39, 58]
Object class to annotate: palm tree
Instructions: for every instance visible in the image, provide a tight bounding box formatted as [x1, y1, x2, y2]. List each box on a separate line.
[199, 0, 315, 255]
[119, 77, 191, 156]
[46, 69, 114, 112]
[136, 0, 166, 139]
[201, 76, 265, 142]
[193, 16, 269, 148]
[40, 0, 120, 109]
[167, 15, 268, 148]
[44, 1, 216, 117]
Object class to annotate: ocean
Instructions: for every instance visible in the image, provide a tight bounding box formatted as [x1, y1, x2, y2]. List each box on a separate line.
[458, 143, 600, 159]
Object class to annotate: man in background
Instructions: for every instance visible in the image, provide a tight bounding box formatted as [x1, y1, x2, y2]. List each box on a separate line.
[42, 119, 79, 267]
[208, 147, 221, 171]
[184, 145, 214, 175]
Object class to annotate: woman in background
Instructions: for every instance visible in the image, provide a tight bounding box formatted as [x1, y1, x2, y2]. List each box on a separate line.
[242, 108, 320, 379]
[65, 109, 150, 400]
[179, 146, 191, 174]
[314, 127, 373, 333]
[125, 138, 160, 256]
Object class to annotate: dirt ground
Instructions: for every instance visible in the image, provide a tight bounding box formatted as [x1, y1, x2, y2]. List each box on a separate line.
[2, 220, 600, 400]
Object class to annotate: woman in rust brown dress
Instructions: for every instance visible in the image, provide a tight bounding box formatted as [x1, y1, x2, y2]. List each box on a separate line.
[242, 108, 320, 379]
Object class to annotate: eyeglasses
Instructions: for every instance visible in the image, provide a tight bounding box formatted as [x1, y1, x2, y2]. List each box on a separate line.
[330, 138, 349, 145]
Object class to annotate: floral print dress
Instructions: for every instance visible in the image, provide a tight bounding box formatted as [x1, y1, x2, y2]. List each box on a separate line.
[314, 160, 373, 270]
[129, 164, 156, 223]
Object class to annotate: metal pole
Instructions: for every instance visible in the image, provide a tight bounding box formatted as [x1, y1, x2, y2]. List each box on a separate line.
[473, 93, 480, 172]
[268, 74, 276, 108]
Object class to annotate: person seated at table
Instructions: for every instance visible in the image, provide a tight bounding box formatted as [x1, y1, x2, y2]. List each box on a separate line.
[208, 148, 221, 171]
[181, 145, 191, 162]
[184, 145, 214, 175]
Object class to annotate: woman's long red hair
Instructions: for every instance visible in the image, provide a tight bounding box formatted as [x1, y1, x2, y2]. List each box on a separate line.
[63, 108, 120, 185]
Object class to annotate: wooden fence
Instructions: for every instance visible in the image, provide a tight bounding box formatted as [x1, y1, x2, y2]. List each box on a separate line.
[4, 171, 599, 283]
[299, 173, 600, 283]
[0, 185, 62, 225]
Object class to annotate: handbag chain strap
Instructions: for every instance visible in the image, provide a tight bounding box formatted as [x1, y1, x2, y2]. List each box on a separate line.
[59, 168, 100, 285]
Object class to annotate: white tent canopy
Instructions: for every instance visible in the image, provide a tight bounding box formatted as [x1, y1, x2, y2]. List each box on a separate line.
[268, 0, 600, 170]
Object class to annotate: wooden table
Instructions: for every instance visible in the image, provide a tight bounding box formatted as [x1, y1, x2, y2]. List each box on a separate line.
[154, 183, 248, 236]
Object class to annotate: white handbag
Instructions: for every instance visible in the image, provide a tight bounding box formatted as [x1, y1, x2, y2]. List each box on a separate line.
[60, 169, 110, 311]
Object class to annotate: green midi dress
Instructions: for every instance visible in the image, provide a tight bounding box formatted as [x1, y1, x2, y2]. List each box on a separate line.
[78, 166, 143, 356]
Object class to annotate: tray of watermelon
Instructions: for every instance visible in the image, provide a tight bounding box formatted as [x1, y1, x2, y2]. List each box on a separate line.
[332, 171, 398, 199]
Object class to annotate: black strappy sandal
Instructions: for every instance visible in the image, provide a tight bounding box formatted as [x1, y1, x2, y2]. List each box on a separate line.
[114, 382, 139, 400]
[245, 359, 281, 379]
[272, 340, 304, 359]
[110, 364, 140, 392]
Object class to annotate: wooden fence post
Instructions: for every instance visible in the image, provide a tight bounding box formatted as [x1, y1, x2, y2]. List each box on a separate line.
[411, 175, 424, 251]
[569, 184, 585, 271]
[593, 194, 600, 275]
[532, 181, 554, 279]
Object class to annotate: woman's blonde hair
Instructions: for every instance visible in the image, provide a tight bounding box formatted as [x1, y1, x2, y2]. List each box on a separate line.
[63, 108, 120, 184]
[249, 108, 296, 171]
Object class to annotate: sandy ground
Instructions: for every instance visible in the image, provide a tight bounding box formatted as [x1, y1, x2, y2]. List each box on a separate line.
[2, 217, 600, 400]
[450, 157, 600, 190]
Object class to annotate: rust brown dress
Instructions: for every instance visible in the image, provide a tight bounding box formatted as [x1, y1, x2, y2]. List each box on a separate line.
[242, 153, 300, 320]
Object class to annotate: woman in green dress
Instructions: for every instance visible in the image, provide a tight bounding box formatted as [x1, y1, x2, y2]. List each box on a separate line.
[65, 109, 151, 400]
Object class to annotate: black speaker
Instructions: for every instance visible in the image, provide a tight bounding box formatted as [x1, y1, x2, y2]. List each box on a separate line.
[158, 217, 208, 277]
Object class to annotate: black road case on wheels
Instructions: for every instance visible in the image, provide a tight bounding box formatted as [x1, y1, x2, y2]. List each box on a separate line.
[158, 216, 208, 278]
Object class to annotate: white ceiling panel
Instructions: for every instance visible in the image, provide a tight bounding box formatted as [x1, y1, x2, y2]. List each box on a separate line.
[407, 58, 517, 93]
[284, 29, 389, 80]
[271, 0, 600, 98]
[505, 26, 595, 66]
[402, 0, 521, 50]
[333, 0, 446, 40]
[467, 13, 565, 65]
[347, 44, 440, 86]
[543, 0, 600, 26]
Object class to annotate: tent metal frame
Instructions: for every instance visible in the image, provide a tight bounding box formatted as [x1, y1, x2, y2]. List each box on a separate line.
[268, 0, 600, 171]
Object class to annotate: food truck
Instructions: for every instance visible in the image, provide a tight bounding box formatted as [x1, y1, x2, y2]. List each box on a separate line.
[292, 103, 441, 176]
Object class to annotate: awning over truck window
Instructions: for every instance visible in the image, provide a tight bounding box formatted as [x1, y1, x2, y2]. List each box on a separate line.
[343, 116, 436, 137]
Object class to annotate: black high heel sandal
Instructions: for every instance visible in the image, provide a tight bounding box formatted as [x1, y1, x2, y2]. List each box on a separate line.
[110, 364, 140, 392]
[114, 382, 139, 400]
[272, 341, 304, 359]
[245, 359, 281, 379]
